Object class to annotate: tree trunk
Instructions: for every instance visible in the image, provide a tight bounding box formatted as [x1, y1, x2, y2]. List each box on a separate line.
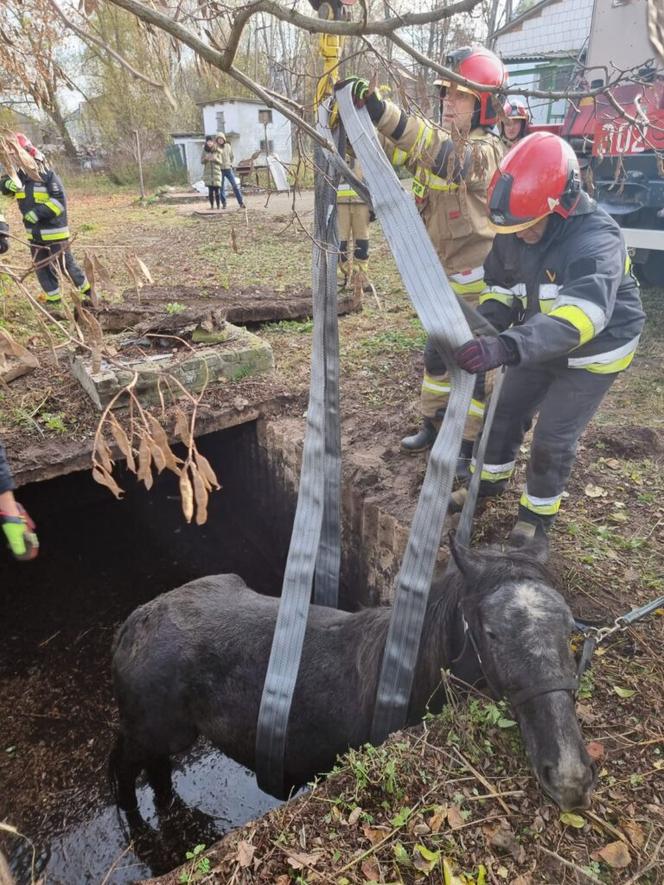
[45, 92, 79, 160]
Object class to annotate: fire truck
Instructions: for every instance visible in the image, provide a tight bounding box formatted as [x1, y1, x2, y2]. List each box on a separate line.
[560, 0, 664, 285]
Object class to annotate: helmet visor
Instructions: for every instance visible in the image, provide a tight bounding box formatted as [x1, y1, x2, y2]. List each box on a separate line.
[434, 79, 480, 101]
[488, 211, 551, 234]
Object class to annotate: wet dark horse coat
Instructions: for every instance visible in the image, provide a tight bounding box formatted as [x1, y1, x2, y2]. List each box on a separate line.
[110, 543, 596, 812]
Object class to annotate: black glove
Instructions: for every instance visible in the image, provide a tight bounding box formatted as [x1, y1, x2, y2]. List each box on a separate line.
[0, 236, 8, 255]
[454, 335, 519, 374]
[334, 77, 385, 123]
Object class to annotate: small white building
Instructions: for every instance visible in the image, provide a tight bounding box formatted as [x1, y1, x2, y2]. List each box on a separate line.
[171, 96, 292, 184]
[491, 0, 595, 124]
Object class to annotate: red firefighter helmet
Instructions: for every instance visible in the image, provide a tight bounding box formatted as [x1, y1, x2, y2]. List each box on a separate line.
[14, 132, 37, 157]
[487, 131, 582, 233]
[434, 46, 508, 126]
[503, 101, 530, 122]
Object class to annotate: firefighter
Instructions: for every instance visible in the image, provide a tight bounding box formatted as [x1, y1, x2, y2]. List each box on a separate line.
[0, 133, 92, 312]
[500, 101, 530, 147]
[337, 46, 507, 475]
[452, 132, 645, 551]
[0, 439, 39, 561]
[337, 153, 371, 291]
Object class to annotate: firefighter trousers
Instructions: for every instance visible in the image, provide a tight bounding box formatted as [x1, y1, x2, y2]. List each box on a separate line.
[31, 242, 89, 303]
[338, 203, 370, 274]
[475, 362, 617, 524]
[419, 286, 489, 441]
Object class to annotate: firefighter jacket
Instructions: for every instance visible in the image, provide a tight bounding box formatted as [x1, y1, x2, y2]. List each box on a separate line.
[337, 156, 366, 205]
[200, 146, 223, 187]
[375, 100, 505, 290]
[0, 169, 70, 245]
[479, 195, 645, 374]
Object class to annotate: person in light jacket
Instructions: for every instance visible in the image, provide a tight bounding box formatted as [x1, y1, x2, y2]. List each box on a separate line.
[215, 133, 245, 209]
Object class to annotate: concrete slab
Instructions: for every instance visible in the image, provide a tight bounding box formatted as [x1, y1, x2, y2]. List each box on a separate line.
[70, 322, 274, 411]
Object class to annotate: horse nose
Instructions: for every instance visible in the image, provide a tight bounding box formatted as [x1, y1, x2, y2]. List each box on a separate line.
[539, 757, 596, 811]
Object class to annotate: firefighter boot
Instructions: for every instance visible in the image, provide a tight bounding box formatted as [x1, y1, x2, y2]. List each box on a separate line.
[456, 439, 475, 482]
[508, 508, 552, 560]
[401, 418, 438, 453]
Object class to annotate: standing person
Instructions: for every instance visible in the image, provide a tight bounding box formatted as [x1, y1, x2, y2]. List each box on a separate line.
[337, 46, 507, 475]
[337, 153, 372, 291]
[0, 439, 38, 561]
[0, 133, 92, 313]
[452, 132, 645, 551]
[215, 133, 245, 209]
[200, 135, 223, 210]
[500, 102, 531, 147]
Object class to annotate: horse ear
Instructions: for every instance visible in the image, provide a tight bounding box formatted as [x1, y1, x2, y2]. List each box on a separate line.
[448, 533, 484, 589]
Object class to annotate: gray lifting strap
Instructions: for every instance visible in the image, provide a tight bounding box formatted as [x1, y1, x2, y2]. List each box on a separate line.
[255, 128, 343, 797]
[332, 87, 477, 744]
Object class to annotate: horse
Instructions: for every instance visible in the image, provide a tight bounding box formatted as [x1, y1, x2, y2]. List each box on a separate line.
[109, 540, 596, 813]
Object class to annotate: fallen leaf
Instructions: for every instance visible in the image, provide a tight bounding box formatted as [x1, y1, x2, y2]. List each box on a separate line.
[586, 741, 605, 762]
[236, 840, 254, 868]
[413, 842, 440, 873]
[585, 483, 608, 498]
[488, 822, 526, 864]
[362, 825, 390, 846]
[613, 685, 636, 698]
[361, 858, 381, 881]
[348, 806, 362, 826]
[595, 839, 631, 869]
[428, 804, 447, 833]
[447, 805, 465, 830]
[511, 876, 533, 885]
[275, 877, 290, 885]
[392, 841, 410, 866]
[286, 850, 321, 870]
[560, 812, 586, 829]
[620, 818, 645, 849]
[605, 458, 621, 469]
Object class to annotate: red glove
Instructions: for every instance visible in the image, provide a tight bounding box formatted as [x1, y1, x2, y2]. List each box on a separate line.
[454, 335, 518, 374]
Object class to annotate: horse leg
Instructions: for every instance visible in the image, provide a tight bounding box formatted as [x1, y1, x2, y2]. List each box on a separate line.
[109, 732, 145, 812]
[145, 755, 174, 809]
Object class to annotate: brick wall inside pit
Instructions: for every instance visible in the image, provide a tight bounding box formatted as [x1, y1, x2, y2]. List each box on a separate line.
[233, 417, 426, 607]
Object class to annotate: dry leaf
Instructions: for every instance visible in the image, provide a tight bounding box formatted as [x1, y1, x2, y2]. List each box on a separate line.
[595, 840, 631, 869]
[109, 415, 136, 473]
[620, 818, 645, 849]
[361, 858, 381, 881]
[135, 256, 154, 284]
[584, 483, 608, 498]
[447, 805, 465, 830]
[428, 805, 447, 833]
[487, 822, 525, 864]
[149, 439, 167, 474]
[348, 806, 362, 826]
[236, 840, 255, 868]
[0, 328, 39, 368]
[194, 450, 220, 489]
[175, 407, 192, 447]
[274, 877, 290, 885]
[605, 458, 621, 470]
[96, 436, 114, 474]
[92, 466, 123, 499]
[147, 414, 180, 473]
[362, 825, 390, 846]
[137, 433, 153, 490]
[286, 850, 321, 870]
[179, 470, 194, 523]
[191, 464, 209, 525]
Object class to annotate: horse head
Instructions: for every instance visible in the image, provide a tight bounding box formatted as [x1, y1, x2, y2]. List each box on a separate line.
[450, 538, 597, 811]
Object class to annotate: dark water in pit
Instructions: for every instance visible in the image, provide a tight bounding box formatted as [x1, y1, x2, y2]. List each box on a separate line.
[0, 424, 289, 884]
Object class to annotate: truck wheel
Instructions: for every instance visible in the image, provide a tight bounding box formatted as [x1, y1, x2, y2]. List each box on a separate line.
[641, 250, 664, 288]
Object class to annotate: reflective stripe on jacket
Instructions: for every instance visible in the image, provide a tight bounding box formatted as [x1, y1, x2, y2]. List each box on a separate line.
[0, 170, 70, 244]
[478, 198, 646, 373]
[375, 99, 504, 276]
[337, 156, 366, 205]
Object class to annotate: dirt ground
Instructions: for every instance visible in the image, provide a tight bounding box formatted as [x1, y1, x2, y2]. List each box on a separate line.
[0, 180, 663, 884]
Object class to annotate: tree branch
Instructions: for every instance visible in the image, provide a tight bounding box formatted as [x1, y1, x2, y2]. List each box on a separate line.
[47, 0, 177, 109]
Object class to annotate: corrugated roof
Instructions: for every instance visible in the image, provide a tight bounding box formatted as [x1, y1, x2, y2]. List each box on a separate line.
[196, 96, 267, 107]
